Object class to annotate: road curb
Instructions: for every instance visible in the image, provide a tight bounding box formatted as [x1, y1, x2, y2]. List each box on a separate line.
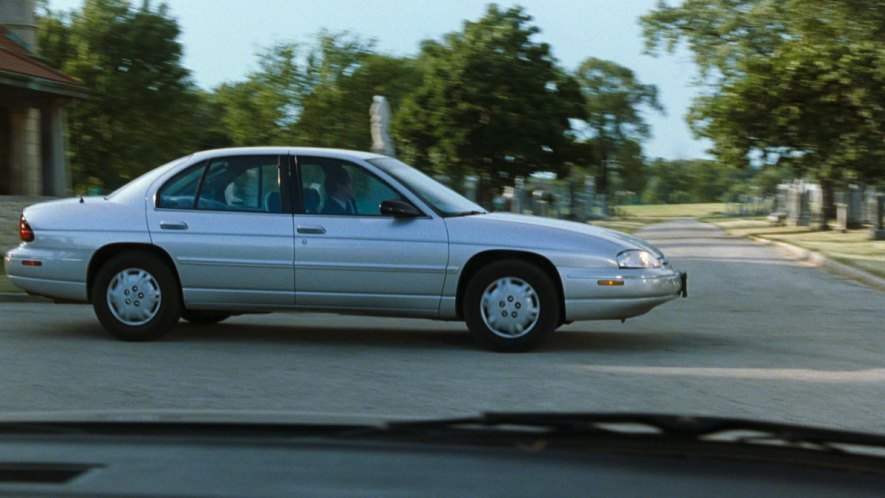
[749, 235, 885, 293]
[0, 292, 51, 304]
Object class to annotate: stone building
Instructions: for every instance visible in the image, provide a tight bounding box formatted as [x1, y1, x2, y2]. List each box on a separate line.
[0, 0, 86, 197]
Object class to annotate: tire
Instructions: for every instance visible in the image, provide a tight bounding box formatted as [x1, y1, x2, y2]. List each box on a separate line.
[181, 311, 231, 325]
[463, 259, 560, 352]
[92, 251, 181, 341]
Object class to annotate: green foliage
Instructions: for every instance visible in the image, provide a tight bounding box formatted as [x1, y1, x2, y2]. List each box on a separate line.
[298, 54, 421, 150]
[214, 31, 404, 150]
[214, 42, 309, 146]
[394, 4, 585, 205]
[36, 0, 675, 202]
[610, 139, 647, 194]
[37, 0, 205, 191]
[751, 165, 792, 196]
[642, 0, 885, 213]
[641, 158, 744, 204]
[572, 57, 662, 195]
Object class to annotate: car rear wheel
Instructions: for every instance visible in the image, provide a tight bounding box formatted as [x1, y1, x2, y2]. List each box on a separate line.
[92, 251, 181, 341]
[463, 259, 559, 352]
[181, 311, 231, 325]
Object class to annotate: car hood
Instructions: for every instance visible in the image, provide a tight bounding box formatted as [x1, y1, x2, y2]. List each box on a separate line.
[447, 213, 664, 256]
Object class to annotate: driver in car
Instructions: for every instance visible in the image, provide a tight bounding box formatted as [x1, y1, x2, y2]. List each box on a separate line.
[322, 166, 359, 215]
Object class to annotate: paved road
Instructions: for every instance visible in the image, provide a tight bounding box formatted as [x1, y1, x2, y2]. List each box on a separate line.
[2, 218, 883, 432]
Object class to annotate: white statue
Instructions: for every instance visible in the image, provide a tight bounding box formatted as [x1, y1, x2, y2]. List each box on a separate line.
[370, 95, 395, 156]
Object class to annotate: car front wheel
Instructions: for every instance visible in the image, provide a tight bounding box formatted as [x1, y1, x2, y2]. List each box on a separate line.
[92, 251, 181, 341]
[463, 259, 559, 352]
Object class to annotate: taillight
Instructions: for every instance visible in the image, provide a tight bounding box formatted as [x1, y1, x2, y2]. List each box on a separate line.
[19, 215, 34, 242]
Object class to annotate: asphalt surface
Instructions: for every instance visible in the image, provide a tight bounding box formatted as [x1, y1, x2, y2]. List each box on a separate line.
[1, 218, 883, 433]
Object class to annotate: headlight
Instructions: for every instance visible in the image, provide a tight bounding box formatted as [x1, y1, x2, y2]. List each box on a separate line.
[617, 249, 661, 269]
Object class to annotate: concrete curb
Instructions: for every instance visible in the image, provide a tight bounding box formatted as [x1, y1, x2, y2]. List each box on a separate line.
[749, 235, 885, 293]
[0, 292, 51, 304]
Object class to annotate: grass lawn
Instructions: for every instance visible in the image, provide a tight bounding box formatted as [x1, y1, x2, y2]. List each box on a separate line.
[707, 218, 885, 279]
[615, 203, 730, 219]
[593, 203, 731, 234]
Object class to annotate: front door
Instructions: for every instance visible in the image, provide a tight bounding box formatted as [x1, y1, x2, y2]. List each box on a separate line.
[293, 156, 448, 313]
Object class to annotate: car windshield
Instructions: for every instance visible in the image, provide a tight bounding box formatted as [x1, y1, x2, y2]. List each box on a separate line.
[368, 157, 485, 216]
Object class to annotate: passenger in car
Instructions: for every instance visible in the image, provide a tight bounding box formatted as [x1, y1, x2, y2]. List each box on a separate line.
[303, 187, 321, 214]
[321, 167, 358, 215]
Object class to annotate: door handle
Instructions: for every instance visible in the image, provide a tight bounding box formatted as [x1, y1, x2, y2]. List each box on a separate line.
[160, 221, 188, 230]
[297, 225, 326, 234]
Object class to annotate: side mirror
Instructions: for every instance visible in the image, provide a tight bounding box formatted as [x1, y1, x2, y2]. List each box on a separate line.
[380, 199, 422, 218]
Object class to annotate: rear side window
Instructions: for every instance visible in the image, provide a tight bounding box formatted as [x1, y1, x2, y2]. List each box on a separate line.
[196, 156, 281, 213]
[156, 162, 206, 209]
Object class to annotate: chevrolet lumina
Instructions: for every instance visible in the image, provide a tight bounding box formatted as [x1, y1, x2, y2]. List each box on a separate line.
[4, 147, 686, 351]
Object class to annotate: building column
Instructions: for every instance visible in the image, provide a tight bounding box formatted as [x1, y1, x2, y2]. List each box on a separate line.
[9, 106, 42, 195]
[41, 99, 70, 196]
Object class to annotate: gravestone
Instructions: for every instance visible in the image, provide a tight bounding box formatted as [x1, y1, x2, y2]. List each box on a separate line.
[583, 177, 595, 220]
[786, 183, 810, 227]
[511, 177, 524, 214]
[865, 189, 879, 226]
[870, 195, 885, 241]
[847, 185, 863, 229]
[463, 176, 478, 203]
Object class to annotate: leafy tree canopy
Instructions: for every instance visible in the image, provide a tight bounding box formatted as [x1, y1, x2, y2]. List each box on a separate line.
[642, 0, 885, 218]
[394, 4, 585, 205]
[37, 0, 203, 190]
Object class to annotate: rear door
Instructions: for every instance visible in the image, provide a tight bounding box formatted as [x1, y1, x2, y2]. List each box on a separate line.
[147, 154, 295, 308]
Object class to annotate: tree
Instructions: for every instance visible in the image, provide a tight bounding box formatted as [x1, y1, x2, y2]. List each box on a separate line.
[612, 139, 648, 195]
[37, 0, 203, 191]
[573, 58, 663, 196]
[214, 31, 381, 148]
[641, 158, 743, 204]
[214, 42, 308, 146]
[297, 54, 421, 150]
[394, 4, 585, 206]
[642, 0, 885, 224]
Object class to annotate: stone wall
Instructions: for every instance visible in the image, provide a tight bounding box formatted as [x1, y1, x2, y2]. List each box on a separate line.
[0, 196, 55, 254]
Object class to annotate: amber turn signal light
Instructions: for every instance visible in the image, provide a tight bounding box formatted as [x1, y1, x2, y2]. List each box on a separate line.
[597, 279, 625, 286]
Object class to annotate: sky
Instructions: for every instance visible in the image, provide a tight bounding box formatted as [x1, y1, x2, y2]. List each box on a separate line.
[46, 0, 711, 160]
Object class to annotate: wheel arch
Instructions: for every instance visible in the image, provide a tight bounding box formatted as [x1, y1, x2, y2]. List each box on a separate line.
[455, 250, 565, 323]
[87, 243, 181, 302]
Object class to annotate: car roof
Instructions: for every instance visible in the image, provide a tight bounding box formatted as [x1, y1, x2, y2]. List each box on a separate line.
[190, 147, 386, 162]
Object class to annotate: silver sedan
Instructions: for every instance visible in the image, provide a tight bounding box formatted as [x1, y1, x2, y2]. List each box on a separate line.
[4, 147, 686, 351]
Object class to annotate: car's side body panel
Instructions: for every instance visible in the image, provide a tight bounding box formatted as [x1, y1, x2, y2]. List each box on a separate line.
[4, 197, 152, 302]
[146, 209, 296, 308]
[442, 214, 682, 321]
[293, 215, 449, 314]
[289, 154, 450, 315]
[138, 151, 296, 310]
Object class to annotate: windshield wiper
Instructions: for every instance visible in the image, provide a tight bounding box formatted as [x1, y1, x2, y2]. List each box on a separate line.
[375, 413, 885, 462]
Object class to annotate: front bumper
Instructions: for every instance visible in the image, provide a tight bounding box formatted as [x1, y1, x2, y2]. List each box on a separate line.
[562, 267, 686, 322]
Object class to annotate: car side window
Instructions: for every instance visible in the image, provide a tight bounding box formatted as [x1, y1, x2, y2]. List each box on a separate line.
[297, 157, 408, 216]
[156, 162, 206, 209]
[196, 156, 281, 213]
